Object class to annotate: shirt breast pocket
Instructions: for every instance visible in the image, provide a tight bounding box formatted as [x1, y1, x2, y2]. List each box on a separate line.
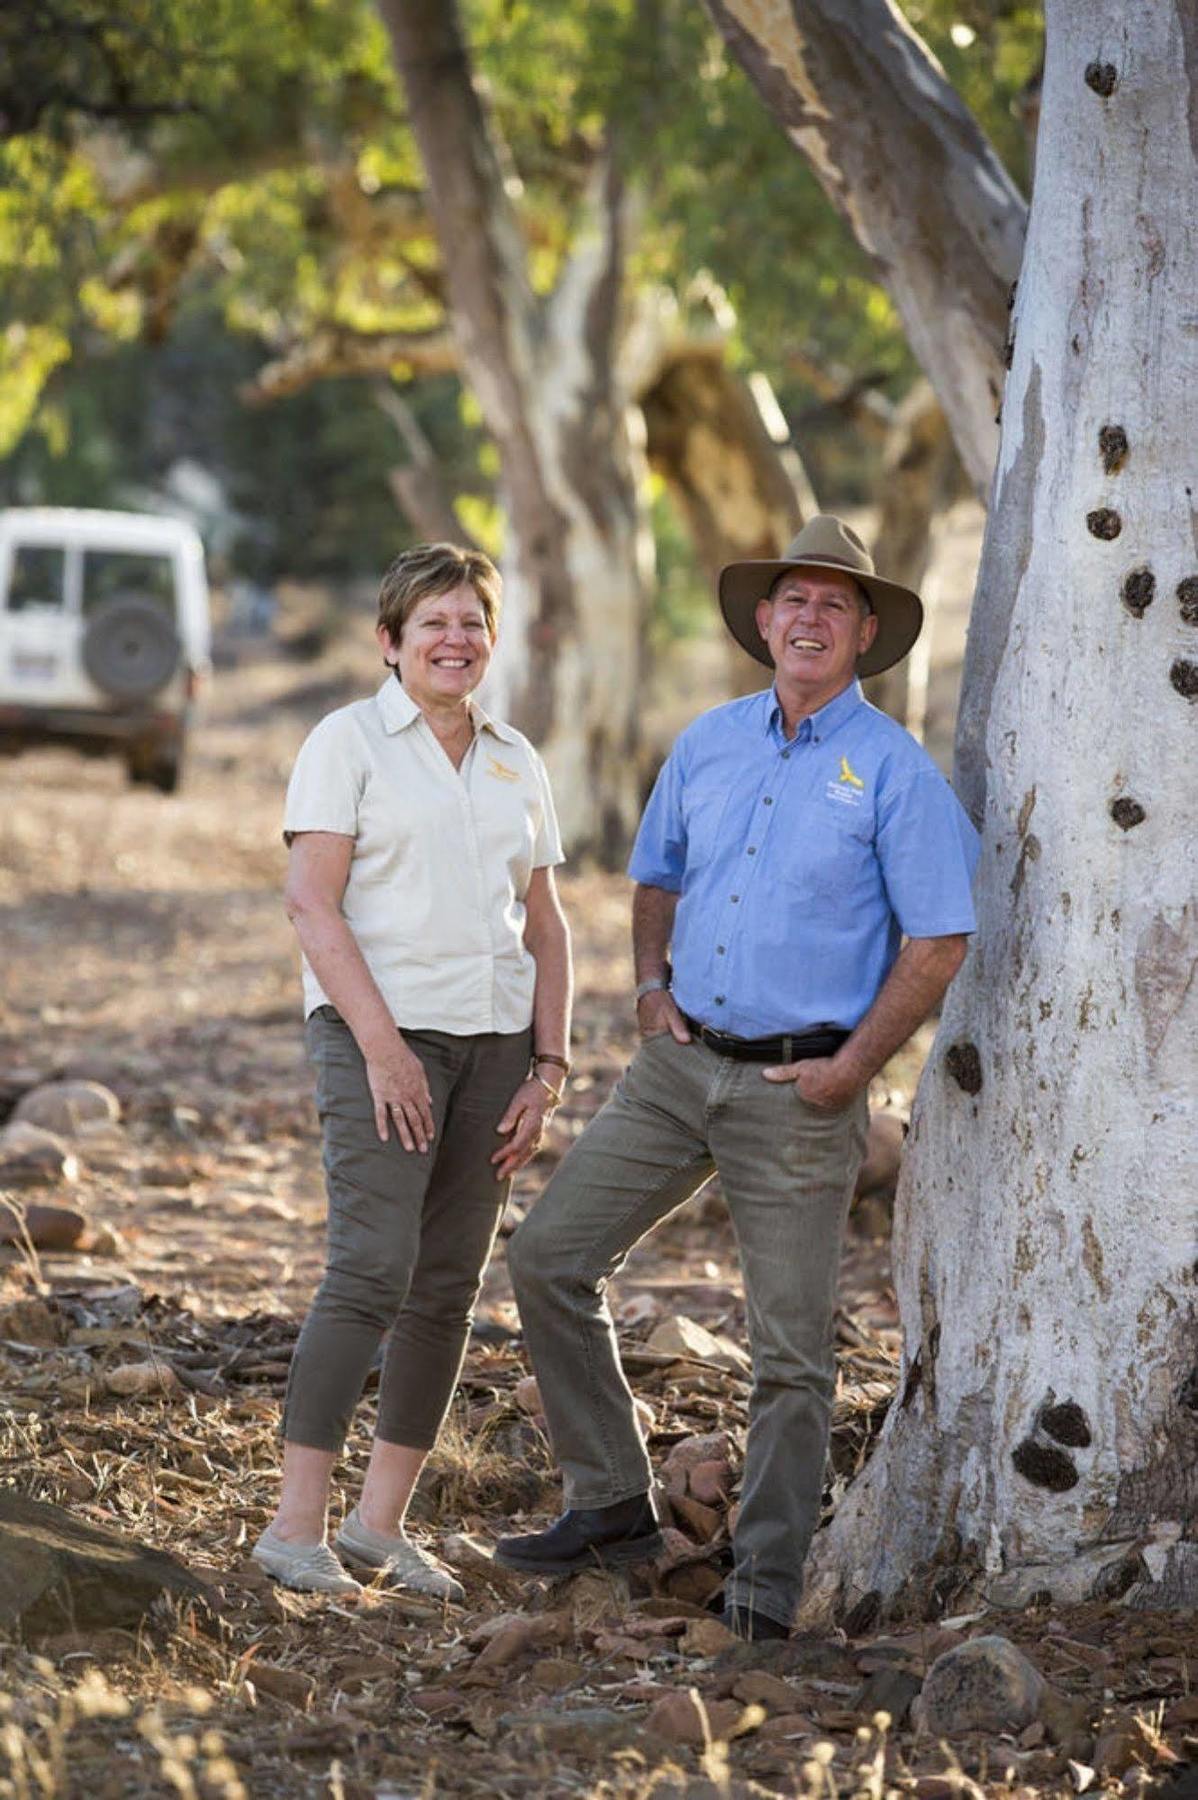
[478, 774, 539, 892]
[782, 812, 876, 903]
[683, 787, 731, 869]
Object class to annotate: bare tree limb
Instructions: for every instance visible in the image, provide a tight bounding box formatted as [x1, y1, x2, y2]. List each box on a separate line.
[373, 384, 478, 547]
[240, 327, 458, 405]
[704, 0, 1027, 495]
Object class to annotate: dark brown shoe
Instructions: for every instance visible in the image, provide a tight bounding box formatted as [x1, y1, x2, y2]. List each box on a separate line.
[723, 1602, 789, 1642]
[494, 1495, 662, 1575]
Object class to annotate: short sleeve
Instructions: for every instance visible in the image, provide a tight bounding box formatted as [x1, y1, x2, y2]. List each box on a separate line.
[627, 743, 687, 892]
[529, 746, 565, 868]
[875, 768, 980, 937]
[282, 711, 365, 844]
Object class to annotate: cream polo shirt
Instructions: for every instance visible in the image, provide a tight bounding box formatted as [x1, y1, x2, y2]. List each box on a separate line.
[283, 676, 564, 1036]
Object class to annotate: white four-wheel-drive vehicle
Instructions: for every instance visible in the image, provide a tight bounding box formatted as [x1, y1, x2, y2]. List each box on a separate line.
[0, 508, 211, 793]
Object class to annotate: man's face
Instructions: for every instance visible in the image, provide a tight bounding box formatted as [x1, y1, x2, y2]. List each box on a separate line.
[755, 568, 877, 700]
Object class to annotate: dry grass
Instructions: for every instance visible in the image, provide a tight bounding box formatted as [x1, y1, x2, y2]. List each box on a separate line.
[2, 605, 1193, 1798]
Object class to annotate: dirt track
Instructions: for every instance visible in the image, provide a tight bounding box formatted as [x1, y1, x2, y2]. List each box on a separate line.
[0, 626, 904, 1333]
[2, 585, 1191, 1799]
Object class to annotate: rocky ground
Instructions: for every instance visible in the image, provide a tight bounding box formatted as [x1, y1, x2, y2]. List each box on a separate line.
[0, 600, 1194, 1800]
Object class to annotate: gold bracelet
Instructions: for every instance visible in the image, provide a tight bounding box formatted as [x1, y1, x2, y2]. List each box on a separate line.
[531, 1070, 564, 1106]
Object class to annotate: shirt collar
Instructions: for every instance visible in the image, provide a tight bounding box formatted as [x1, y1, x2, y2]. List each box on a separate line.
[766, 678, 865, 745]
[374, 673, 520, 744]
[466, 693, 521, 745]
[376, 675, 422, 733]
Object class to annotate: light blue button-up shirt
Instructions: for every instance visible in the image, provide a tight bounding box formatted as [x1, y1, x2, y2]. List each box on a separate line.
[628, 681, 980, 1037]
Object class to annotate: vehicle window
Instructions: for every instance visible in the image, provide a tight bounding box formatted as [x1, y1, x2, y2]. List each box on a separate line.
[82, 550, 176, 617]
[5, 544, 65, 612]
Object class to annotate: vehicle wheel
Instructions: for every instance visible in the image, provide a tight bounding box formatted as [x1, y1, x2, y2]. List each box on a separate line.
[147, 755, 181, 794]
[83, 597, 180, 700]
[126, 749, 181, 793]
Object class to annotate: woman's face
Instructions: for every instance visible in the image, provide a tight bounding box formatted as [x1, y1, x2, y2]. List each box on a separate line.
[379, 582, 495, 709]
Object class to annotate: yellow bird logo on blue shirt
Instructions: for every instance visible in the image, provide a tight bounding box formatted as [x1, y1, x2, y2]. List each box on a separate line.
[838, 755, 865, 790]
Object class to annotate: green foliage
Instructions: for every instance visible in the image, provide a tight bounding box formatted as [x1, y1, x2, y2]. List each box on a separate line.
[0, 135, 108, 452]
[0, 0, 218, 141]
[1, 0, 1044, 579]
[907, 1, 1044, 195]
[0, 313, 481, 584]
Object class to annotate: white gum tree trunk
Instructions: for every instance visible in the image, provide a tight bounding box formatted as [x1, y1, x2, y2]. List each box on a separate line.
[377, 0, 646, 858]
[801, 0, 1198, 1625]
[488, 163, 653, 863]
[703, 0, 1028, 497]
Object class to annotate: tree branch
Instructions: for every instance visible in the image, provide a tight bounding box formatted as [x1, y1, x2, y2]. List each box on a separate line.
[240, 327, 459, 406]
[704, 0, 1027, 495]
[374, 385, 477, 547]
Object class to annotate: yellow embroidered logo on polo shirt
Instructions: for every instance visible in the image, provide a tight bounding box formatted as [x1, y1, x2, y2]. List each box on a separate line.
[826, 754, 866, 808]
[486, 754, 520, 783]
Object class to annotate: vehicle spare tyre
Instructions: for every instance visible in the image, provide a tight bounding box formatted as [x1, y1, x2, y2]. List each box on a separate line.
[82, 598, 181, 700]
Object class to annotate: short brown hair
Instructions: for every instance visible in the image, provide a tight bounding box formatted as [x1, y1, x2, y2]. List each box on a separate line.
[377, 543, 502, 646]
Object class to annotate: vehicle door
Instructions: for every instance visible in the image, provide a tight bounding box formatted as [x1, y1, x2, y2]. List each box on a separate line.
[0, 536, 86, 706]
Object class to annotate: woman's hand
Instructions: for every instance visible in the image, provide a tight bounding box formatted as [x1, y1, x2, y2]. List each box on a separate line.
[491, 1077, 558, 1181]
[365, 1039, 435, 1151]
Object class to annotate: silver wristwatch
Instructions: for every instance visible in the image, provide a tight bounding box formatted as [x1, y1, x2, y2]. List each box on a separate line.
[635, 974, 671, 1002]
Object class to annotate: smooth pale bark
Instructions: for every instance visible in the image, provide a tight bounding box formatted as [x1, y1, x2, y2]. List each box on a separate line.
[377, 0, 644, 858]
[800, 0, 1198, 1624]
[704, 0, 1027, 497]
[241, 328, 458, 406]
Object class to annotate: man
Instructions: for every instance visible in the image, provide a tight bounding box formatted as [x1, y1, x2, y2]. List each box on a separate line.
[498, 515, 979, 1639]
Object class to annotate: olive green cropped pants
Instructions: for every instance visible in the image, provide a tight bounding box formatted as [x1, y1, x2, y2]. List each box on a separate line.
[283, 1006, 531, 1452]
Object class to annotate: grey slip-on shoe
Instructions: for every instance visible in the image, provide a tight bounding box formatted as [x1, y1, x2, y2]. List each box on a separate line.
[335, 1508, 465, 1603]
[251, 1526, 363, 1596]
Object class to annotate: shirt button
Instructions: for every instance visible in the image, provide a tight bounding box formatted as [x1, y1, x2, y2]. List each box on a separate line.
[747, 846, 756, 855]
[714, 995, 725, 1005]
[716, 945, 725, 954]
[781, 750, 791, 760]
[730, 895, 739, 903]
[763, 796, 773, 806]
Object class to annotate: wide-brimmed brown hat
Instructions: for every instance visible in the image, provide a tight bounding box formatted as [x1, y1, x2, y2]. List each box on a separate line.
[718, 514, 923, 677]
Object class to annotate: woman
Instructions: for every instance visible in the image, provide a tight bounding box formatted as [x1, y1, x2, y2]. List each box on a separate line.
[253, 543, 572, 1597]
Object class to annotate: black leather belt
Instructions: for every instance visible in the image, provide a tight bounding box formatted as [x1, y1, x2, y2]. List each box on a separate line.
[681, 1013, 849, 1063]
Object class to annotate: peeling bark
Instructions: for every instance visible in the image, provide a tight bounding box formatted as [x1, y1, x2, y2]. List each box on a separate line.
[800, 0, 1198, 1624]
[641, 348, 816, 695]
[703, 0, 1028, 498]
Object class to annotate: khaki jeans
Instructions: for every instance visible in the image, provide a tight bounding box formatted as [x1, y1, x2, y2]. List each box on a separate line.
[508, 1031, 867, 1628]
[283, 1007, 531, 1453]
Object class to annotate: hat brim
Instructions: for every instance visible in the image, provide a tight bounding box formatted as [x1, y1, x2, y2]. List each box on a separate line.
[718, 557, 924, 678]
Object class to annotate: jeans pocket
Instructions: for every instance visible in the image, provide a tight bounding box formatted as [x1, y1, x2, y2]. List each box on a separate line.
[307, 1010, 367, 1115]
[790, 1079, 855, 1121]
